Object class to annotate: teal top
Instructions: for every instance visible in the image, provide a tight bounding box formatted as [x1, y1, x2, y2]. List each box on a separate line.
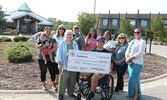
[113, 43, 128, 66]
[52, 35, 64, 53]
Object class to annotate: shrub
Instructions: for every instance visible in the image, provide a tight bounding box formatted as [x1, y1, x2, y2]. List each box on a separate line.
[0, 38, 2, 42]
[6, 44, 32, 63]
[0, 37, 12, 42]
[13, 36, 20, 42]
[13, 36, 30, 42]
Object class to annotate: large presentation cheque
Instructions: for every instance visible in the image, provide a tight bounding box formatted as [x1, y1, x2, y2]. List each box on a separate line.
[67, 50, 112, 74]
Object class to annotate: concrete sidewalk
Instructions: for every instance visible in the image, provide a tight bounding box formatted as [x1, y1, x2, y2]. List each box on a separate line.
[0, 73, 167, 100]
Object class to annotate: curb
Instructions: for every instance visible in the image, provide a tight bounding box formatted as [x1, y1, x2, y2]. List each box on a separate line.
[124, 73, 167, 86]
[0, 90, 57, 94]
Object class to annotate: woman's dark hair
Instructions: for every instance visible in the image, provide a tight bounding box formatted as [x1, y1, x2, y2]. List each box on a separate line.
[88, 28, 97, 39]
[103, 31, 111, 40]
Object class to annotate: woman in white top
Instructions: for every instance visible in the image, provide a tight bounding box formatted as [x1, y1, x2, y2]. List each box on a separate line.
[103, 31, 116, 53]
[125, 28, 146, 100]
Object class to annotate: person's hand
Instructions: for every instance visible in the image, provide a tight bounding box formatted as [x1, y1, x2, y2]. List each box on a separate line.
[117, 61, 121, 65]
[46, 42, 50, 46]
[109, 70, 112, 75]
[58, 64, 62, 69]
[115, 60, 118, 65]
[66, 53, 69, 58]
[126, 58, 130, 64]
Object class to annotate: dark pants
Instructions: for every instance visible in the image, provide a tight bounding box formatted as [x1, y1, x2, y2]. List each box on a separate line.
[38, 59, 56, 82]
[115, 63, 127, 91]
[76, 72, 80, 84]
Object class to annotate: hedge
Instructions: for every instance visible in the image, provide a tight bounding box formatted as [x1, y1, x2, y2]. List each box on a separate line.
[0, 37, 12, 42]
[13, 36, 30, 42]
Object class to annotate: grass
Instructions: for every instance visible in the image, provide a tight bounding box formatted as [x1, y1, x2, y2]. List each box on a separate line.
[0, 33, 16, 35]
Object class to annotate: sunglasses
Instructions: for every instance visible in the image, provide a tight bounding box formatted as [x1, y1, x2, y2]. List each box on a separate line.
[119, 37, 125, 39]
[134, 32, 140, 34]
[74, 27, 79, 30]
[59, 27, 65, 30]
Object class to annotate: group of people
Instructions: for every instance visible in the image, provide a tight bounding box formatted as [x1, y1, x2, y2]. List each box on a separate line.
[36, 25, 146, 100]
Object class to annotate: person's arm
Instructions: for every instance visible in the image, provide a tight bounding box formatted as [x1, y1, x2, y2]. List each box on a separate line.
[57, 62, 62, 69]
[109, 63, 113, 75]
[109, 41, 116, 53]
[80, 35, 85, 51]
[56, 43, 63, 69]
[51, 42, 57, 53]
[133, 40, 146, 59]
[85, 37, 90, 51]
[110, 48, 115, 53]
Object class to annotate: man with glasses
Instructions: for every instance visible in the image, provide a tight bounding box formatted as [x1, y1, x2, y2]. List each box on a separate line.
[72, 25, 85, 85]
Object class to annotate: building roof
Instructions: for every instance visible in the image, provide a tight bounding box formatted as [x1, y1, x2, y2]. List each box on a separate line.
[4, 2, 55, 26]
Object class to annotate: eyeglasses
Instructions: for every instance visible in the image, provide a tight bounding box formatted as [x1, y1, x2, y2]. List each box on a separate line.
[59, 27, 65, 30]
[134, 32, 141, 34]
[119, 37, 125, 39]
[74, 27, 79, 30]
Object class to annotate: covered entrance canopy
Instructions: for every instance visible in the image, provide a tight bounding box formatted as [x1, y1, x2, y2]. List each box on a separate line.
[4, 2, 55, 34]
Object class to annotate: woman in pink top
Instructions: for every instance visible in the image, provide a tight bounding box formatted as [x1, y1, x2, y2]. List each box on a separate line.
[85, 28, 97, 51]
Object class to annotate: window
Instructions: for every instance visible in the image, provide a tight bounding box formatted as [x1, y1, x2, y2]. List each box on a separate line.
[103, 19, 108, 26]
[141, 20, 147, 27]
[112, 19, 118, 26]
[130, 20, 136, 27]
[164, 20, 167, 26]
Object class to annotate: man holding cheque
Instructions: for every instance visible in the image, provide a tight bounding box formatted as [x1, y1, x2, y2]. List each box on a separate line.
[81, 36, 113, 100]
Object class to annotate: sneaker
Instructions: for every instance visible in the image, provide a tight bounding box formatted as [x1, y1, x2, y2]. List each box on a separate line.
[68, 94, 76, 99]
[86, 92, 94, 100]
[58, 94, 64, 100]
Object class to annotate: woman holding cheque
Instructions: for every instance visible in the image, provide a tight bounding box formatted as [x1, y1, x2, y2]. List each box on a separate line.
[56, 30, 79, 100]
[82, 36, 113, 100]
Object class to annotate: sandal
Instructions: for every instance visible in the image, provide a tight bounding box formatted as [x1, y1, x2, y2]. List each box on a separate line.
[42, 85, 47, 90]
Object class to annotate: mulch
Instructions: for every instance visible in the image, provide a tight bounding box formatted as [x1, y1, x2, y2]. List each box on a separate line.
[0, 54, 167, 90]
[0, 42, 167, 90]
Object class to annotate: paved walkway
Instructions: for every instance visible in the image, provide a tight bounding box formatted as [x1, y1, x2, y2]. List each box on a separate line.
[0, 73, 167, 100]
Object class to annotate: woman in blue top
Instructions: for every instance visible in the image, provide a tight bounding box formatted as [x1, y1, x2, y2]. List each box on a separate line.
[52, 24, 65, 85]
[113, 33, 128, 93]
[56, 30, 79, 100]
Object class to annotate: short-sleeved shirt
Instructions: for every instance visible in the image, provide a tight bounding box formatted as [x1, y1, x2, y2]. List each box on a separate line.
[37, 40, 51, 47]
[104, 40, 116, 51]
[91, 48, 113, 63]
[37, 38, 56, 61]
[73, 33, 85, 50]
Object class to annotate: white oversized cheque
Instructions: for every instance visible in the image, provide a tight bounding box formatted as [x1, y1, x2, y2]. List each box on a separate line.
[67, 50, 112, 74]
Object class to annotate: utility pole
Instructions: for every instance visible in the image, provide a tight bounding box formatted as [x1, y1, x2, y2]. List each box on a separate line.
[94, 0, 96, 25]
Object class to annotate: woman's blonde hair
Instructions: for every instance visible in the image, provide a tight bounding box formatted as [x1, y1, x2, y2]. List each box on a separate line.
[40, 32, 48, 39]
[117, 33, 128, 44]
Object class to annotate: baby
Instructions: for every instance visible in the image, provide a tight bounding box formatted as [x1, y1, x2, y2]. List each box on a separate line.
[38, 32, 54, 64]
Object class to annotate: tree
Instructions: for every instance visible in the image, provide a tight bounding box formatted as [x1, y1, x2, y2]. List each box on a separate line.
[65, 22, 77, 30]
[0, 5, 6, 25]
[52, 20, 63, 30]
[117, 19, 132, 36]
[151, 15, 166, 41]
[77, 12, 96, 37]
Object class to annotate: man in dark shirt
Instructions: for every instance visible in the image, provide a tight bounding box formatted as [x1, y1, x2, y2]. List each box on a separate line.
[82, 36, 113, 100]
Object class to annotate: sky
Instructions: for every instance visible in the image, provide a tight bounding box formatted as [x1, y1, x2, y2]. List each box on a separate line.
[0, 0, 167, 22]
